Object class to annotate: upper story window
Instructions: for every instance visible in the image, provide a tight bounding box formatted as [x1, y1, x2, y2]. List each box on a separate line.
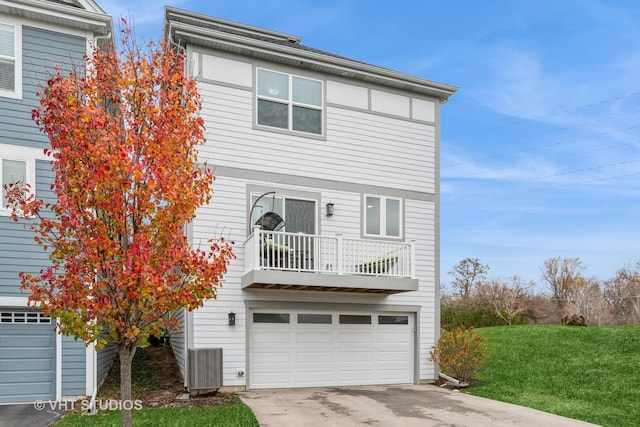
[256, 69, 323, 135]
[0, 21, 21, 99]
[364, 195, 402, 239]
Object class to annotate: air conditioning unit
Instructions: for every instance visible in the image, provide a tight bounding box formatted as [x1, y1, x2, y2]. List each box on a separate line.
[188, 348, 223, 392]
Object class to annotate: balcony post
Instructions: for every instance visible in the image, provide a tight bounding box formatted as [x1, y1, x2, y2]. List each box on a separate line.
[253, 225, 262, 269]
[409, 240, 416, 279]
[335, 233, 343, 275]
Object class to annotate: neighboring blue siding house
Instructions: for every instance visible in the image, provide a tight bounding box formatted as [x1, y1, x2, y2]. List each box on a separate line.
[0, 0, 113, 404]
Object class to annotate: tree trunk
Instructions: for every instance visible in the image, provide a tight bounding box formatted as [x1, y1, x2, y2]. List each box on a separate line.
[118, 342, 137, 427]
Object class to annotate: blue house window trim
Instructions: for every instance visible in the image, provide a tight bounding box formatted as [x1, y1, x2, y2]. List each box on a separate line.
[0, 20, 22, 100]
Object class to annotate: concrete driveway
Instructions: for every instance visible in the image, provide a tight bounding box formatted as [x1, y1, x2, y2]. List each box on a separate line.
[239, 384, 600, 427]
[0, 403, 64, 427]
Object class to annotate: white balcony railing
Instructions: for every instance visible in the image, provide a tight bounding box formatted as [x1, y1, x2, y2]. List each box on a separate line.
[244, 226, 415, 279]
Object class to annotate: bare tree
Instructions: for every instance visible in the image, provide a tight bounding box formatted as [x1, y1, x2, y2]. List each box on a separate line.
[448, 258, 489, 301]
[603, 264, 640, 324]
[541, 257, 584, 320]
[475, 276, 532, 325]
[571, 277, 606, 326]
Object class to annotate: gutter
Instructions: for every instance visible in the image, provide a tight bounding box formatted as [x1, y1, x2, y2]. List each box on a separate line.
[0, 0, 112, 36]
[165, 19, 458, 101]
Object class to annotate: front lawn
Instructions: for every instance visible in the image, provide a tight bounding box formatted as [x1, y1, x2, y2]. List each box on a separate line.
[55, 399, 258, 427]
[472, 324, 640, 427]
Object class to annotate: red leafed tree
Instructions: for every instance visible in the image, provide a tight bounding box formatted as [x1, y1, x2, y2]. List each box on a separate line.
[4, 21, 233, 427]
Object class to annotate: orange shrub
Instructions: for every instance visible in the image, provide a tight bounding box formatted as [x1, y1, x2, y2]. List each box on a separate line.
[430, 327, 488, 383]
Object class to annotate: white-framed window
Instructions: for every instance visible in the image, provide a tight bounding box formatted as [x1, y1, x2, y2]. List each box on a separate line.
[256, 68, 323, 135]
[0, 21, 22, 99]
[364, 195, 402, 239]
[0, 157, 34, 214]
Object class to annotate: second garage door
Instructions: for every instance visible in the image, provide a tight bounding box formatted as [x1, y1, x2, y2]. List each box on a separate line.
[249, 310, 414, 389]
[0, 309, 56, 403]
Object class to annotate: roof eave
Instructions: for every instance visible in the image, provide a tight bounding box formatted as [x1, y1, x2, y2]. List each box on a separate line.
[167, 20, 457, 101]
[0, 0, 112, 37]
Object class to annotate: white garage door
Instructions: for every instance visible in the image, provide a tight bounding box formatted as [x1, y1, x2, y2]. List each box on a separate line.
[249, 310, 413, 389]
[0, 310, 56, 403]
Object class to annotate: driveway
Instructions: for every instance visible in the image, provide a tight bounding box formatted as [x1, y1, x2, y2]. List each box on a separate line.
[0, 403, 64, 427]
[239, 384, 600, 427]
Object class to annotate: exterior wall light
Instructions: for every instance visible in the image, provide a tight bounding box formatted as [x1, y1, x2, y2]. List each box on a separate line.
[228, 311, 236, 326]
[326, 202, 334, 217]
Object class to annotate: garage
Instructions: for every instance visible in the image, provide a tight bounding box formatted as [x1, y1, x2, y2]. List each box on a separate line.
[0, 309, 56, 403]
[249, 310, 414, 389]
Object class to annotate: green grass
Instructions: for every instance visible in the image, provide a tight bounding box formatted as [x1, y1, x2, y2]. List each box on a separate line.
[471, 324, 640, 427]
[54, 398, 259, 427]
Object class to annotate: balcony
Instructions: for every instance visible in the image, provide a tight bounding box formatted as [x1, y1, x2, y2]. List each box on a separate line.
[241, 226, 418, 294]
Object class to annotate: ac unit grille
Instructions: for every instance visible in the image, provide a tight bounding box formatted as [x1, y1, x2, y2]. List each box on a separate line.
[188, 348, 223, 391]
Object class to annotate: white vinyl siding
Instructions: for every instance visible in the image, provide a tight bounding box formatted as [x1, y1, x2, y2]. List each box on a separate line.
[198, 82, 436, 194]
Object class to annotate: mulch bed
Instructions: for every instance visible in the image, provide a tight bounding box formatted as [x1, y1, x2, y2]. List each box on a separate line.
[101, 345, 237, 408]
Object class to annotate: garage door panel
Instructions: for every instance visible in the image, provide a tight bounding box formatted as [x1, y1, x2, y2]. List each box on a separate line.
[296, 369, 334, 382]
[377, 369, 411, 380]
[252, 331, 291, 344]
[295, 331, 332, 344]
[378, 332, 412, 343]
[378, 350, 412, 361]
[337, 369, 377, 382]
[251, 372, 292, 387]
[250, 310, 413, 389]
[2, 383, 54, 400]
[0, 359, 53, 373]
[295, 350, 333, 363]
[337, 332, 375, 344]
[0, 334, 54, 347]
[338, 350, 375, 362]
[253, 352, 292, 364]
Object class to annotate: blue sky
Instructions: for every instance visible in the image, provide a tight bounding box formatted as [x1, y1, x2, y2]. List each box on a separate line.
[99, 0, 640, 290]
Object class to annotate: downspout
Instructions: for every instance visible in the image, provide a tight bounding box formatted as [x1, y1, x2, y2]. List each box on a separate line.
[439, 372, 468, 388]
[88, 346, 98, 413]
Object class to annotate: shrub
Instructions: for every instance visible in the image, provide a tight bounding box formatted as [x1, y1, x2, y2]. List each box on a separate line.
[430, 327, 488, 383]
[441, 301, 529, 329]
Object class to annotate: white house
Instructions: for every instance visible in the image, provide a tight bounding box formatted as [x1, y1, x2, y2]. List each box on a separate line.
[165, 7, 457, 390]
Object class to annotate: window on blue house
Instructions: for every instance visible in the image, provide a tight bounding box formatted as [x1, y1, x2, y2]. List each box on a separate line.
[0, 21, 21, 99]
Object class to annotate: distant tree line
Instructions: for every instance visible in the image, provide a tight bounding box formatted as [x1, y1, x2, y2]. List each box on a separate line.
[442, 257, 640, 328]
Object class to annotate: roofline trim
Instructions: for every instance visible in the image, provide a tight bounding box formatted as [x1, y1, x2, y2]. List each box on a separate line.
[0, 0, 112, 36]
[165, 6, 302, 43]
[168, 20, 457, 100]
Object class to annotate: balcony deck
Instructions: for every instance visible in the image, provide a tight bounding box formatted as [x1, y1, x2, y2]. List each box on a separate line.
[241, 227, 418, 294]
